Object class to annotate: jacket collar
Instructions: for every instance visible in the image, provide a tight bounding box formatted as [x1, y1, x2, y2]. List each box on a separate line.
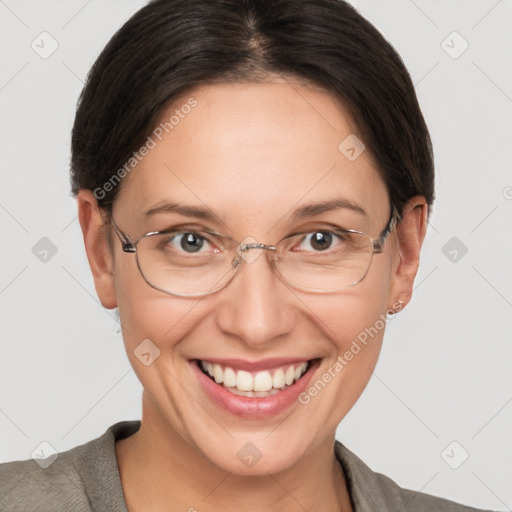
[334, 439, 405, 510]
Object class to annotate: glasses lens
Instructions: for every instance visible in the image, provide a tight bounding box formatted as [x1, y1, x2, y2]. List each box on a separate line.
[275, 230, 373, 292]
[134, 229, 374, 296]
[136, 232, 236, 296]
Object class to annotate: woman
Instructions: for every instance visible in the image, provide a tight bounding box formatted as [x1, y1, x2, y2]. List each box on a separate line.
[0, 0, 499, 510]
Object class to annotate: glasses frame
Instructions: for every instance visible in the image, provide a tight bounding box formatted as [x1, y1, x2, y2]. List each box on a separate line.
[101, 203, 401, 297]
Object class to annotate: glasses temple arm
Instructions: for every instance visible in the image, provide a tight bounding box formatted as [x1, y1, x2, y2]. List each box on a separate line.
[372, 203, 401, 254]
[100, 208, 137, 253]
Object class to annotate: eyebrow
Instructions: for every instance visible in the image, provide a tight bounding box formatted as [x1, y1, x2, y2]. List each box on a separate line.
[143, 197, 367, 222]
[292, 198, 367, 218]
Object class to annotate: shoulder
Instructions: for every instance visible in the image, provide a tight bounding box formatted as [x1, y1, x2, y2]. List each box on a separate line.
[334, 440, 497, 512]
[0, 438, 94, 512]
[0, 420, 140, 512]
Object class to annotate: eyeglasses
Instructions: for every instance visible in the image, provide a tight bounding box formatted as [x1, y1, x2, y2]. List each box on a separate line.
[102, 204, 400, 297]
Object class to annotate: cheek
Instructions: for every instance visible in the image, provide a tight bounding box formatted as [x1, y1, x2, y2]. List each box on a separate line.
[113, 258, 203, 353]
[297, 294, 388, 426]
[299, 285, 389, 388]
[299, 254, 391, 344]
[315, 294, 386, 361]
[116, 289, 211, 403]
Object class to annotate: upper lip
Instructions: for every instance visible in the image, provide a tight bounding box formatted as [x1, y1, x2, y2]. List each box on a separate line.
[192, 357, 315, 372]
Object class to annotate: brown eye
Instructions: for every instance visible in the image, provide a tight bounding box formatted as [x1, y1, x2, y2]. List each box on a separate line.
[309, 232, 333, 251]
[297, 231, 344, 252]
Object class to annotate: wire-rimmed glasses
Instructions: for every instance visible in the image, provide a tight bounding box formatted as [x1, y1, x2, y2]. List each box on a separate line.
[102, 204, 401, 297]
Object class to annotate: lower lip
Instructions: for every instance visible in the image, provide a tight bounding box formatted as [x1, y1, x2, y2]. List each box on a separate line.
[189, 358, 320, 419]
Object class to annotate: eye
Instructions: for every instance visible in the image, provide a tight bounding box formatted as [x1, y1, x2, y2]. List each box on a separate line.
[295, 231, 345, 252]
[160, 231, 217, 254]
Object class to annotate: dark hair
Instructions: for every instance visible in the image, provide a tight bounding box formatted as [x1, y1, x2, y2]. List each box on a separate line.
[70, 0, 434, 220]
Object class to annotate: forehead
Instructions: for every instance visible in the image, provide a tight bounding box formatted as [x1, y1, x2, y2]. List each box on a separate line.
[115, 80, 389, 232]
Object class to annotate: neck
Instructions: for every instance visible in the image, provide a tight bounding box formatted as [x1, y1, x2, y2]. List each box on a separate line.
[115, 395, 353, 512]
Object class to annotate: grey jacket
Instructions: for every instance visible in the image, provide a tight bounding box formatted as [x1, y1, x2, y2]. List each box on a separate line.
[0, 420, 496, 511]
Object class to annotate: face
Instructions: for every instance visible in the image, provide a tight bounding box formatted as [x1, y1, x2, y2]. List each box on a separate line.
[79, 77, 424, 476]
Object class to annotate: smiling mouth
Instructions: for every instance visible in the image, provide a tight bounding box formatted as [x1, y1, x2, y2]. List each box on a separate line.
[196, 359, 316, 397]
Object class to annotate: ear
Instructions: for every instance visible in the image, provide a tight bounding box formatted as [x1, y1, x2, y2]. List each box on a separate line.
[77, 190, 118, 309]
[387, 195, 428, 311]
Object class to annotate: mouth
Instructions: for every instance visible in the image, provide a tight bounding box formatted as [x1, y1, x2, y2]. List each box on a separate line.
[196, 359, 314, 397]
[189, 357, 321, 418]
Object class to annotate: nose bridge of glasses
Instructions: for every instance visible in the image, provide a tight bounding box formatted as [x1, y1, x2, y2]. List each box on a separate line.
[234, 238, 278, 267]
[238, 242, 277, 252]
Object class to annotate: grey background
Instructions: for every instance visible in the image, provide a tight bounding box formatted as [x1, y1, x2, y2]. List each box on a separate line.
[1, 0, 511, 509]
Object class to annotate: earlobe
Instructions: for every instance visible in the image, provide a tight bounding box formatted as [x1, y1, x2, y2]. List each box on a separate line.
[388, 196, 428, 310]
[77, 190, 118, 309]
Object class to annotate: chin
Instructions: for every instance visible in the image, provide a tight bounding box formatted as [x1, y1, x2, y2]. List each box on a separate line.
[185, 420, 316, 477]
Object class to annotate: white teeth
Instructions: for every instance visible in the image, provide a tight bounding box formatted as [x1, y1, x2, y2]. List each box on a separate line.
[272, 368, 285, 389]
[223, 367, 237, 388]
[285, 365, 295, 385]
[294, 363, 307, 381]
[199, 360, 310, 393]
[226, 386, 283, 397]
[236, 370, 253, 391]
[253, 371, 273, 392]
[213, 364, 223, 384]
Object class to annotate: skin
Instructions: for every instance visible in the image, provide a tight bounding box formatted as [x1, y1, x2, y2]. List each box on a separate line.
[77, 76, 428, 511]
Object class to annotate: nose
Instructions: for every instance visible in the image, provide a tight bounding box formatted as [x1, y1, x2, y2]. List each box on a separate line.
[214, 246, 296, 349]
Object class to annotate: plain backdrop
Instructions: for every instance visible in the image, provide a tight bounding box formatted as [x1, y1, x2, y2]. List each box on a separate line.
[1, 1, 511, 510]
